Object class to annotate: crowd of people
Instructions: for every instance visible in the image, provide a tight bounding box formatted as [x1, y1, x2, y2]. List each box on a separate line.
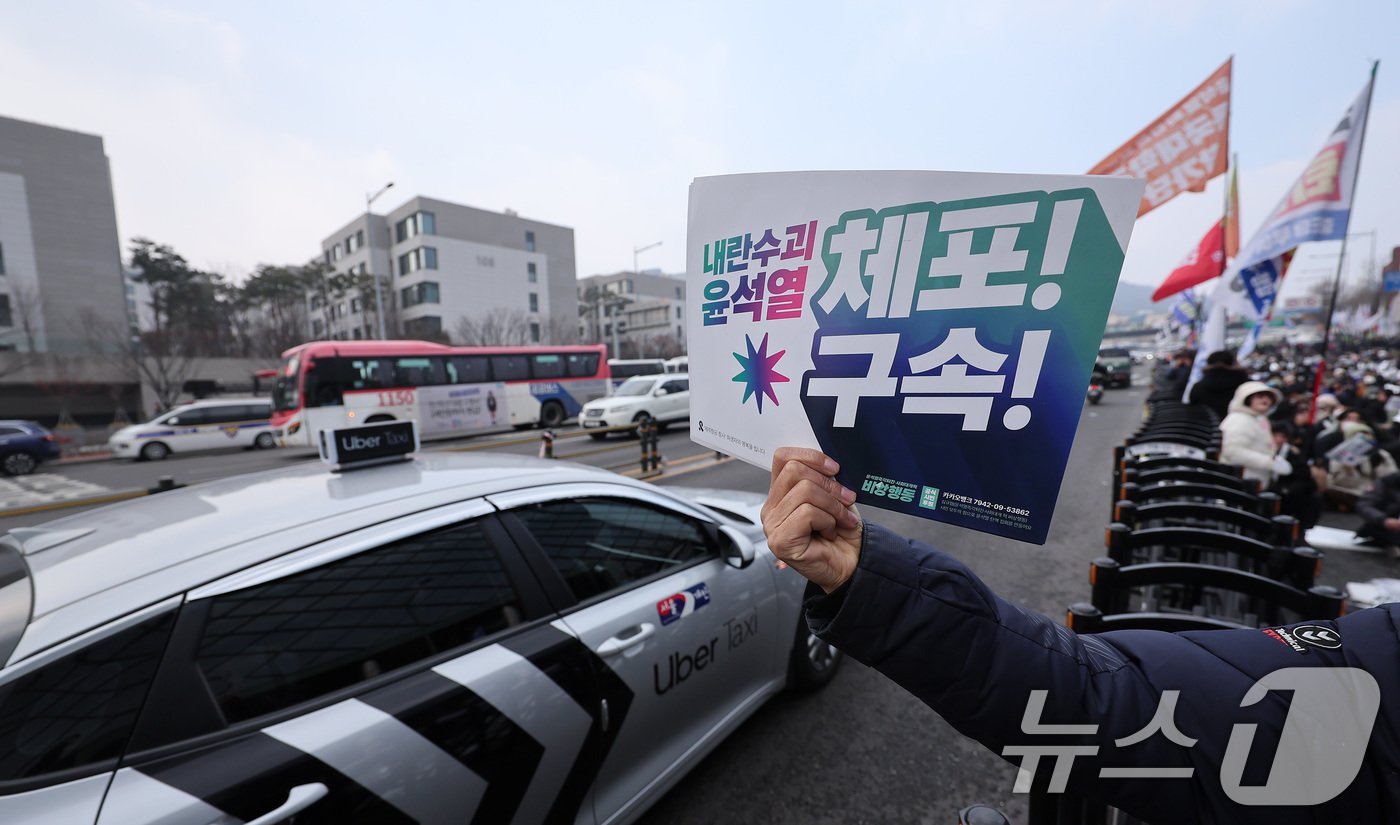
[1156, 342, 1400, 550]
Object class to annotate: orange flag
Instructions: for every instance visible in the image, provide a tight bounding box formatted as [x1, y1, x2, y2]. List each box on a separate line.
[1223, 161, 1240, 258]
[1089, 59, 1232, 217]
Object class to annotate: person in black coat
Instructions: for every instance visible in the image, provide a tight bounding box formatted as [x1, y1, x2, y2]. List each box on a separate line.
[1158, 350, 1195, 398]
[1357, 470, 1400, 550]
[1188, 350, 1249, 420]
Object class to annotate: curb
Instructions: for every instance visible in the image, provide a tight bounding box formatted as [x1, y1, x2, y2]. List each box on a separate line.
[0, 488, 149, 518]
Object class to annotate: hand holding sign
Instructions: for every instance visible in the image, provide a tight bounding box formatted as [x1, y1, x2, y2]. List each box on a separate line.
[761, 447, 863, 594]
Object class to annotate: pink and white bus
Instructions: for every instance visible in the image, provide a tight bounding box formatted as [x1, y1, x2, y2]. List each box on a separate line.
[269, 340, 610, 448]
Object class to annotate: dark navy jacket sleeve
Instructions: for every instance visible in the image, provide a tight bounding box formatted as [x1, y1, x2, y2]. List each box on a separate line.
[805, 522, 1400, 825]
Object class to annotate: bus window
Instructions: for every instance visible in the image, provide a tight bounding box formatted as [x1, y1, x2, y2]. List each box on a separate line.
[490, 355, 530, 381]
[566, 352, 600, 378]
[348, 358, 388, 390]
[532, 354, 566, 379]
[446, 355, 490, 384]
[392, 357, 443, 387]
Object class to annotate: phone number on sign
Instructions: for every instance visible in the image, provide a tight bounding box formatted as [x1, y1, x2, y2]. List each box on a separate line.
[940, 491, 1031, 518]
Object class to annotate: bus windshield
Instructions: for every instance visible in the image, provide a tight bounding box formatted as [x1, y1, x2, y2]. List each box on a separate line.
[272, 354, 301, 412]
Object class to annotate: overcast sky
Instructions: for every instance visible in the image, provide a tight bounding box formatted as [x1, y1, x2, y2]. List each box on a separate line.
[2, 0, 1395, 303]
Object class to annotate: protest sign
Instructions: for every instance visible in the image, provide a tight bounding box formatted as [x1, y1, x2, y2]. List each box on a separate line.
[1327, 433, 1377, 468]
[687, 171, 1143, 544]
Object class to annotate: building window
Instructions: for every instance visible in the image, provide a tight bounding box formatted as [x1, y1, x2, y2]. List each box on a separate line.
[675, 306, 682, 319]
[525, 230, 536, 252]
[528, 292, 538, 313]
[332, 245, 343, 262]
[352, 328, 363, 340]
[351, 298, 362, 313]
[675, 286, 682, 298]
[403, 316, 443, 339]
[397, 247, 438, 276]
[626, 279, 634, 293]
[0, 243, 6, 275]
[400, 281, 441, 308]
[313, 319, 324, 337]
[530, 322, 540, 343]
[338, 301, 347, 317]
[324, 250, 332, 266]
[0, 295, 15, 327]
[395, 211, 437, 243]
[527, 262, 537, 283]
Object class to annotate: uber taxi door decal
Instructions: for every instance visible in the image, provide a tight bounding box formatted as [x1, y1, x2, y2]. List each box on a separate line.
[109, 624, 633, 825]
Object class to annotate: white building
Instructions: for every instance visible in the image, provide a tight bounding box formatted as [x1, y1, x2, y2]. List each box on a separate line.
[314, 196, 577, 343]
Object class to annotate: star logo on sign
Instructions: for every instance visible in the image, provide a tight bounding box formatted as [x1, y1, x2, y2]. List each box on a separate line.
[731, 333, 789, 413]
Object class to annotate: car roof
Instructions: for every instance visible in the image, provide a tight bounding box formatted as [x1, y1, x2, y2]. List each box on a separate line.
[177, 398, 272, 407]
[4, 452, 661, 663]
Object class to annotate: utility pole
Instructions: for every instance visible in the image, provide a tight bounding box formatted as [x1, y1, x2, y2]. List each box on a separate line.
[365, 182, 395, 339]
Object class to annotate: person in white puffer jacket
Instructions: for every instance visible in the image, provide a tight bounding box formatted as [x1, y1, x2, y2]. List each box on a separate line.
[1219, 380, 1292, 485]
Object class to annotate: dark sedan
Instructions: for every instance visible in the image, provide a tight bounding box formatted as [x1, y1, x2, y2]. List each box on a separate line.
[0, 420, 62, 475]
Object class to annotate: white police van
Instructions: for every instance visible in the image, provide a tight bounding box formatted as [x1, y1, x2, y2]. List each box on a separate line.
[108, 398, 277, 461]
[0, 421, 840, 824]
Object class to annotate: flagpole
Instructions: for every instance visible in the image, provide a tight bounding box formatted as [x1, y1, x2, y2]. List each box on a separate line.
[1311, 60, 1379, 423]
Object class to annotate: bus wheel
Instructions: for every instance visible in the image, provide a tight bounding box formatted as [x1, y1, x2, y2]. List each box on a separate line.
[540, 401, 566, 429]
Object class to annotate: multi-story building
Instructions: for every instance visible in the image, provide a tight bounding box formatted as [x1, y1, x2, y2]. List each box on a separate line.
[578, 269, 687, 358]
[314, 196, 576, 343]
[0, 115, 128, 352]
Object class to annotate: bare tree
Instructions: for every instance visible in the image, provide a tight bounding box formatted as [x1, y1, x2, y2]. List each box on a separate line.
[543, 314, 581, 345]
[81, 308, 201, 412]
[8, 283, 43, 352]
[455, 310, 536, 346]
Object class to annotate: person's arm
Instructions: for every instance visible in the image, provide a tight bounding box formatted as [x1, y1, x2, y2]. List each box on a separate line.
[763, 448, 1391, 824]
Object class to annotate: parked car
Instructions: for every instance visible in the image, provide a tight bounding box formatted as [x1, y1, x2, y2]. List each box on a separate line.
[108, 398, 276, 460]
[0, 420, 62, 475]
[1097, 347, 1134, 388]
[0, 450, 840, 824]
[581, 374, 690, 438]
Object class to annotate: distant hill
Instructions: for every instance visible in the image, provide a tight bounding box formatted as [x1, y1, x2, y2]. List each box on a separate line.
[1111, 281, 1157, 317]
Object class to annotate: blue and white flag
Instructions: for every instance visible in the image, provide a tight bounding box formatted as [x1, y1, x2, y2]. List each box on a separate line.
[1212, 69, 1374, 320]
[1166, 288, 1199, 340]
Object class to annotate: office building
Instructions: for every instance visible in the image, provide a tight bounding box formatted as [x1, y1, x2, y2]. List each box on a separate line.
[0, 115, 128, 352]
[578, 269, 687, 358]
[315, 196, 577, 343]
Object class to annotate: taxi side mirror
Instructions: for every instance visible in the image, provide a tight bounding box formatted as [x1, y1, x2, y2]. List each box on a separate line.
[718, 524, 756, 570]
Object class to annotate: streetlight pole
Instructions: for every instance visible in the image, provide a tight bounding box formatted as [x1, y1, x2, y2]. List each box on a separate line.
[366, 182, 395, 340]
[628, 240, 662, 359]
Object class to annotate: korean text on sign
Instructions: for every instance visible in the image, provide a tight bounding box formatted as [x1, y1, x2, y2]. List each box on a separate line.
[701, 220, 818, 325]
[809, 195, 1083, 432]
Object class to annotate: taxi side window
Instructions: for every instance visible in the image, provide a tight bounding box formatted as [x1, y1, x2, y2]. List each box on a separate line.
[514, 498, 714, 602]
[660, 380, 687, 394]
[0, 611, 174, 785]
[193, 519, 523, 724]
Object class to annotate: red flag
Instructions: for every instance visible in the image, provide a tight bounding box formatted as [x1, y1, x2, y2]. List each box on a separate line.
[1152, 219, 1226, 302]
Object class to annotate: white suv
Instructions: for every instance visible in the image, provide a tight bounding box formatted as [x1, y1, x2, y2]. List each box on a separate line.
[580, 374, 690, 439]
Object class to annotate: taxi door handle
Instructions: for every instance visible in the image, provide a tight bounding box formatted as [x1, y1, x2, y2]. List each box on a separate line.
[596, 623, 656, 657]
[244, 782, 328, 825]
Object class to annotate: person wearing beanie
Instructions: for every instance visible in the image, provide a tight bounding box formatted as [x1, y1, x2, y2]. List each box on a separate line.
[1188, 349, 1249, 420]
[1219, 381, 1291, 485]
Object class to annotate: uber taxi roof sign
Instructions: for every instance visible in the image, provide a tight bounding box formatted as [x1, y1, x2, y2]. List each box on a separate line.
[319, 420, 419, 469]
